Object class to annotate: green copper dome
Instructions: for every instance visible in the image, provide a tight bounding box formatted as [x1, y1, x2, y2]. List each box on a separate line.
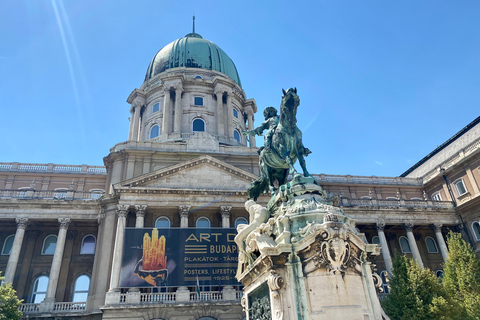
[145, 33, 242, 87]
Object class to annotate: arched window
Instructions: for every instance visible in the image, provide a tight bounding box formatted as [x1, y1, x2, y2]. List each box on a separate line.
[399, 236, 411, 253]
[1, 234, 15, 255]
[196, 217, 211, 228]
[234, 130, 241, 143]
[235, 217, 248, 229]
[385, 197, 399, 201]
[72, 275, 90, 302]
[371, 236, 380, 245]
[80, 235, 96, 254]
[436, 270, 445, 283]
[380, 270, 390, 294]
[42, 235, 57, 255]
[155, 217, 171, 229]
[193, 119, 205, 132]
[471, 221, 480, 241]
[31, 275, 49, 303]
[152, 103, 160, 113]
[194, 75, 203, 79]
[425, 236, 439, 253]
[150, 125, 160, 139]
[432, 192, 442, 201]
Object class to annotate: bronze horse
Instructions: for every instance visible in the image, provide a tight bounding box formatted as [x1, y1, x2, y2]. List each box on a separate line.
[247, 88, 311, 200]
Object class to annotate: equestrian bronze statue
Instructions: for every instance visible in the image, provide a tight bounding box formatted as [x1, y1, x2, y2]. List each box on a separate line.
[244, 88, 312, 200]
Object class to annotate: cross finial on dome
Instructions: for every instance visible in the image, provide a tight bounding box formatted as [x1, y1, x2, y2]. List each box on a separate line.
[193, 15, 195, 34]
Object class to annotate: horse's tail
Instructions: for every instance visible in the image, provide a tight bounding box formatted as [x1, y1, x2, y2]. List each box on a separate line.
[247, 177, 269, 201]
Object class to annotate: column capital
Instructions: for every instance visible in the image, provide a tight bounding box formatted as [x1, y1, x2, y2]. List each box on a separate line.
[135, 205, 147, 217]
[376, 220, 386, 231]
[16, 218, 28, 229]
[58, 218, 71, 229]
[433, 223, 443, 231]
[179, 205, 191, 218]
[404, 222, 414, 232]
[117, 204, 129, 217]
[220, 206, 232, 218]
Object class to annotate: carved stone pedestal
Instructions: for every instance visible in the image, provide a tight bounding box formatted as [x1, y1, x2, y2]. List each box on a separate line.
[236, 179, 385, 320]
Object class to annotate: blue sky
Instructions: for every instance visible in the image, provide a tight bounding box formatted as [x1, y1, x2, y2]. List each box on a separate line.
[1, 1, 479, 177]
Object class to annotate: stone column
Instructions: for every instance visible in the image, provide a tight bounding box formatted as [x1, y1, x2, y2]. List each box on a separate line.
[433, 223, 449, 261]
[135, 205, 147, 228]
[4, 218, 28, 283]
[128, 106, 135, 140]
[108, 205, 129, 292]
[179, 206, 191, 228]
[247, 112, 256, 147]
[221, 206, 232, 228]
[162, 89, 171, 135]
[405, 223, 424, 269]
[376, 221, 393, 275]
[131, 104, 141, 141]
[173, 85, 183, 133]
[226, 93, 233, 138]
[43, 218, 71, 306]
[215, 90, 224, 136]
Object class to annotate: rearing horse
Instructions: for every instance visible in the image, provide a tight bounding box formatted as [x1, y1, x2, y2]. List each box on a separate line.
[247, 88, 311, 200]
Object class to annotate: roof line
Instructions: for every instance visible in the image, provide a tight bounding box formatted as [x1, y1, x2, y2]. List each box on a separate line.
[400, 115, 480, 177]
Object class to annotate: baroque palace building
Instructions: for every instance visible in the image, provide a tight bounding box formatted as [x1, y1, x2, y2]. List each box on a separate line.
[1, 27, 480, 320]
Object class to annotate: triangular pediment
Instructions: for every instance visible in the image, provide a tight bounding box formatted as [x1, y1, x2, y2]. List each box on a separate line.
[115, 155, 258, 191]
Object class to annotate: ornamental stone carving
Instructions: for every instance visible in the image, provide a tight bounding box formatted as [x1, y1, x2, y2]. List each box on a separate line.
[179, 205, 191, 218]
[433, 222, 443, 231]
[117, 205, 129, 218]
[58, 218, 71, 229]
[404, 222, 414, 232]
[135, 205, 147, 217]
[220, 206, 232, 218]
[15, 218, 28, 229]
[376, 220, 386, 231]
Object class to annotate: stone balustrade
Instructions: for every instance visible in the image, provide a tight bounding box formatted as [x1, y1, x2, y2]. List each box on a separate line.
[20, 302, 86, 314]
[0, 162, 106, 174]
[0, 190, 104, 201]
[340, 198, 454, 209]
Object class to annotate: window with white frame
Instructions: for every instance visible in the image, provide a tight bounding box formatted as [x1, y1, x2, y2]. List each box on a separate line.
[454, 179, 467, 196]
[155, 217, 171, 229]
[150, 125, 160, 139]
[193, 118, 205, 132]
[472, 221, 480, 241]
[1, 234, 15, 255]
[72, 274, 90, 302]
[42, 235, 57, 255]
[80, 235, 96, 254]
[432, 192, 442, 201]
[31, 275, 49, 303]
[399, 236, 411, 253]
[196, 217, 211, 228]
[194, 96, 204, 106]
[425, 236, 439, 253]
[235, 217, 248, 229]
[152, 103, 160, 113]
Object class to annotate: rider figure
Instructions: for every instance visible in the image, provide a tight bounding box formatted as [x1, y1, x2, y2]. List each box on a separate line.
[244, 106, 279, 152]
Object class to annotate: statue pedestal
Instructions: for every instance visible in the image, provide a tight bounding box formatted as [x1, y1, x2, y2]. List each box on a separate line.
[236, 180, 384, 320]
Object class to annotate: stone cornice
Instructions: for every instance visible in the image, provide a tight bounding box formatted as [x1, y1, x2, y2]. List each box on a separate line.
[115, 186, 248, 197]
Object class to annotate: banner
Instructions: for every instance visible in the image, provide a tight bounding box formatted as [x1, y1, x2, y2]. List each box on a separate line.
[119, 228, 239, 288]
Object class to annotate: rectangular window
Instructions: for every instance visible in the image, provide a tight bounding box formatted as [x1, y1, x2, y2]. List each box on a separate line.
[152, 103, 160, 113]
[194, 97, 204, 106]
[454, 180, 467, 196]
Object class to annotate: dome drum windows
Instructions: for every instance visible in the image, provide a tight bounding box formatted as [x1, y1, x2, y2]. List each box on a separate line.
[152, 103, 160, 113]
[150, 125, 160, 139]
[194, 96, 204, 107]
[233, 129, 241, 143]
[192, 118, 205, 132]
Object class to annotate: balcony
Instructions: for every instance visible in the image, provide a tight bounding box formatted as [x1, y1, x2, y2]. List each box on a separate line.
[0, 162, 106, 175]
[340, 198, 454, 209]
[19, 301, 86, 314]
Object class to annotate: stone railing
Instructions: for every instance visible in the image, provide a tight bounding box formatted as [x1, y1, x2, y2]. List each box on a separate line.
[312, 174, 423, 186]
[340, 198, 454, 209]
[189, 291, 223, 301]
[0, 190, 104, 201]
[19, 303, 40, 313]
[53, 302, 86, 312]
[140, 292, 176, 303]
[0, 162, 106, 175]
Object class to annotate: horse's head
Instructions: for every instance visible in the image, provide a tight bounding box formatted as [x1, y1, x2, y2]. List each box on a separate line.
[280, 88, 300, 127]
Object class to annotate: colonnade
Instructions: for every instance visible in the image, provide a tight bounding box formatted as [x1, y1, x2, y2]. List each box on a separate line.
[127, 85, 256, 146]
[375, 221, 449, 275]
